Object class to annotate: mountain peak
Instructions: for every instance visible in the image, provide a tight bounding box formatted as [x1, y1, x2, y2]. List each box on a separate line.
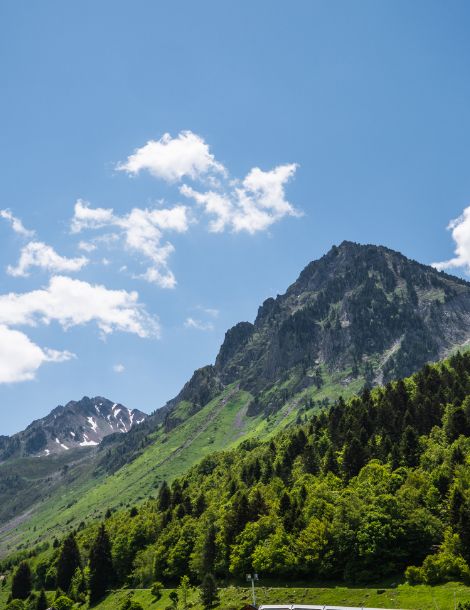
[0, 396, 148, 460]
[160, 242, 470, 426]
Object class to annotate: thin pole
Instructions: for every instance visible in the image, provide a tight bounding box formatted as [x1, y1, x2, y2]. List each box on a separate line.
[251, 576, 257, 608]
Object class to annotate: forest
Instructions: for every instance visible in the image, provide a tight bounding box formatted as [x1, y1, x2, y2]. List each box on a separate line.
[5, 351, 470, 609]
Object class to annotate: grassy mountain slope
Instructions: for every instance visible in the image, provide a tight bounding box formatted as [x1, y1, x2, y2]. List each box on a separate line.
[3, 241, 470, 556]
[5, 350, 470, 605]
[0, 368, 363, 556]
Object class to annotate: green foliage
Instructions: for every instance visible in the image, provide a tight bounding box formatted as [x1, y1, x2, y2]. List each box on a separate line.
[178, 575, 191, 610]
[56, 532, 81, 593]
[169, 590, 178, 609]
[51, 595, 74, 610]
[11, 351, 470, 593]
[69, 567, 87, 603]
[150, 581, 163, 600]
[11, 562, 32, 600]
[6, 600, 25, 610]
[119, 593, 144, 610]
[89, 523, 113, 604]
[35, 589, 48, 610]
[199, 574, 219, 610]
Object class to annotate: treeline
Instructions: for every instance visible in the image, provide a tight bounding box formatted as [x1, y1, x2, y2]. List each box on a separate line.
[7, 352, 470, 606]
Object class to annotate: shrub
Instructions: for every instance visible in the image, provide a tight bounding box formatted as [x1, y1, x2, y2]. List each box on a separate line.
[405, 565, 424, 585]
[151, 581, 164, 600]
[51, 596, 74, 610]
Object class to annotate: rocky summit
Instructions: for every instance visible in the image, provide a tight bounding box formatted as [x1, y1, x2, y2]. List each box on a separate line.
[162, 241, 470, 421]
[0, 396, 147, 460]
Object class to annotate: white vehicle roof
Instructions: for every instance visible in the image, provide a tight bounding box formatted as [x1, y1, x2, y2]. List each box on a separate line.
[259, 605, 400, 610]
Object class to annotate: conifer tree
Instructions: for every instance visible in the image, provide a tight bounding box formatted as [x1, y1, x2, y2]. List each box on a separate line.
[342, 435, 366, 479]
[323, 445, 339, 475]
[57, 532, 81, 593]
[11, 561, 32, 600]
[194, 493, 206, 517]
[89, 523, 113, 604]
[199, 573, 219, 610]
[201, 524, 217, 576]
[178, 575, 191, 610]
[157, 481, 171, 512]
[36, 589, 48, 610]
[400, 425, 419, 467]
[450, 487, 465, 526]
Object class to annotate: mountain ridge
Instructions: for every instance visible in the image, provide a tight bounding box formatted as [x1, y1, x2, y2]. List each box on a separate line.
[157, 240, 470, 425]
[3, 241, 470, 556]
[0, 396, 147, 461]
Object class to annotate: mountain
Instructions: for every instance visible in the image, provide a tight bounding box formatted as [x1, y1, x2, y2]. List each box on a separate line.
[43, 351, 470, 587]
[0, 396, 147, 461]
[2, 241, 470, 557]
[155, 240, 470, 428]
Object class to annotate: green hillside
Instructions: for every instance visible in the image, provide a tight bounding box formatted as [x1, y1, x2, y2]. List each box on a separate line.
[0, 368, 363, 556]
[4, 241, 470, 561]
[5, 351, 470, 610]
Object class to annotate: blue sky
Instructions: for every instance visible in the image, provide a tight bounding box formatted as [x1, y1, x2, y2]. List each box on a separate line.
[1, 0, 470, 434]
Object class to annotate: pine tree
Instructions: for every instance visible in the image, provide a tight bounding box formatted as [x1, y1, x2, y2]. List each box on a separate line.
[201, 524, 217, 576]
[36, 589, 48, 610]
[400, 425, 419, 467]
[450, 487, 465, 526]
[458, 501, 470, 563]
[323, 445, 339, 475]
[342, 435, 366, 479]
[302, 442, 319, 475]
[56, 532, 81, 593]
[11, 561, 32, 600]
[178, 575, 191, 610]
[194, 493, 206, 517]
[199, 573, 219, 610]
[89, 523, 113, 604]
[157, 481, 171, 512]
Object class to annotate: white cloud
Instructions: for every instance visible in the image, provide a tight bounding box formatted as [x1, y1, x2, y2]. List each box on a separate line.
[184, 317, 214, 331]
[200, 307, 219, 318]
[0, 209, 35, 238]
[116, 131, 226, 183]
[180, 186, 233, 233]
[181, 163, 300, 234]
[7, 241, 89, 277]
[78, 240, 97, 252]
[70, 200, 189, 288]
[71, 199, 115, 234]
[113, 363, 125, 373]
[74, 133, 299, 288]
[433, 206, 470, 272]
[0, 275, 160, 338]
[0, 324, 74, 383]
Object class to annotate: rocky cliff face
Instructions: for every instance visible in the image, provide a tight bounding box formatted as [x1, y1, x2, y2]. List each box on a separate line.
[165, 241, 470, 418]
[0, 396, 147, 460]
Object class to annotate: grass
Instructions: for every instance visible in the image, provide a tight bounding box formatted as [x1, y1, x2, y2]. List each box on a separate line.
[0, 371, 366, 557]
[2, 576, 470, 609]
[88, 582, 470, 610]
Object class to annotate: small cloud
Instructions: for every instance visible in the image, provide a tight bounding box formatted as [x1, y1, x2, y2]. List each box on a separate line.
[78, 240, 97, 252]
[7, 241, 89, 277]
[184, 317, 214, 331]
[0, 209, 35, 238]
[116, 131, 226, 183]
[113, 363, 125, 373]
[433, 206, 470, 273]
[0, 324, 74, 384]
[180, 163, 300, 234]
[196, 306, 219, 318]
[70, 200, 189, 289]
[0, 275, 160, 339]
